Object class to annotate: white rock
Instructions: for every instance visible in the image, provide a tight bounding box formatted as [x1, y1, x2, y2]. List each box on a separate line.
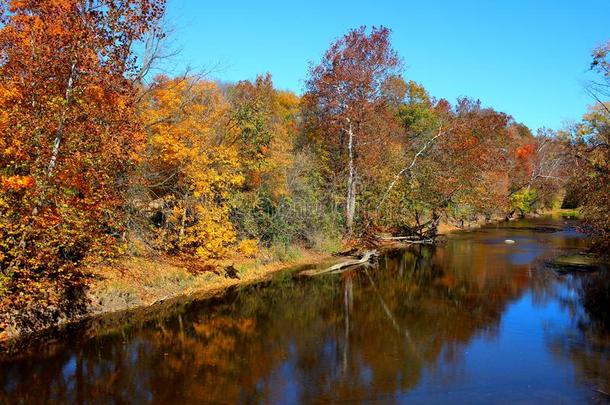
[504, 239, 516, 244]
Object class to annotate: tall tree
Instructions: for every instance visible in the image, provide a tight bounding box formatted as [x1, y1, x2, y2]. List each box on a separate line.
[303, 26, 401, 236]
[227, 74, 305, 246]
[569, 41, 610, 249]
[0, 0, 165, 298]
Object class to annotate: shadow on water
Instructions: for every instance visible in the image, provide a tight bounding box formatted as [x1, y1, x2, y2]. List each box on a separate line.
[0, 218, 609, 404]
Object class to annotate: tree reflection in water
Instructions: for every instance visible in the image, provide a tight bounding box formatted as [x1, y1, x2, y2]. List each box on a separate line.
[1, 219, 608, 404]
[542, 269, 610, 399]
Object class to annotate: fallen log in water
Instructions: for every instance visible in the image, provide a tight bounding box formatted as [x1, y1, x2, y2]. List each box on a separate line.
[376, 235, 421, 241]
[300, 250, 378, 277]
[406, 239, 436, 245]
[376, 235, 436, 244]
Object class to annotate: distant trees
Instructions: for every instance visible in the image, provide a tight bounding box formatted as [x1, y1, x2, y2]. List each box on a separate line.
[516, 129, 569, 211]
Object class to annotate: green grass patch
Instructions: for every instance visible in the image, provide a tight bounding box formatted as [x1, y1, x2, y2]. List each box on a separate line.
[550, 208, 581, 219]
[269, 243, 303, 262]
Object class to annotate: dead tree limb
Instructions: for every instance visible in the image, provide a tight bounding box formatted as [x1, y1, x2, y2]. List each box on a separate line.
[300, 250, 378, 277]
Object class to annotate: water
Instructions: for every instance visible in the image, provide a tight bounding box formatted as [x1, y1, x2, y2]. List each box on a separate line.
[1, 218, 609, 404]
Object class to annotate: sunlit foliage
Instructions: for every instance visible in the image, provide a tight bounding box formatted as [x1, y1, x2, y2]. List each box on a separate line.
[0, 0, 165, 307]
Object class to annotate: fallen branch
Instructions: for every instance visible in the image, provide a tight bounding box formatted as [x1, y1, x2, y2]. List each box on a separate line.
[405, 239, 435, 245]
[300, 250, 378, 277]
[376, 235, 421, 241]
[376, 235, 436, 245]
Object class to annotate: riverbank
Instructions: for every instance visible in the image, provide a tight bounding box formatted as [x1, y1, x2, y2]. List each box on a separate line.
[0, 209, 586, 348]
[0, 247, 346, 346]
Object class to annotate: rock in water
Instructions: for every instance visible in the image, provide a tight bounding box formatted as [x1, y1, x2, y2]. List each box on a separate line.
[505, 239, 516, 244]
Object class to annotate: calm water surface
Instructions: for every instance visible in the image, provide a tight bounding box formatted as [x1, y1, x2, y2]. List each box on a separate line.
[1, 218, 610, 404]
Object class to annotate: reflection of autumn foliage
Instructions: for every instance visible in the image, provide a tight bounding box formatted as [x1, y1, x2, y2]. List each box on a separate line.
[1, 231, 554, 403]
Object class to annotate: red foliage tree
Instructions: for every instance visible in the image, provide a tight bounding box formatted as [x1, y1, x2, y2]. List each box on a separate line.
[303, 26, 402, 235]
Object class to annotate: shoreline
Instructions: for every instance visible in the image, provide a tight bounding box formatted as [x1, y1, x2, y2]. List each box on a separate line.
[0, 210, 581, 350]
[0, 249, 343, 350]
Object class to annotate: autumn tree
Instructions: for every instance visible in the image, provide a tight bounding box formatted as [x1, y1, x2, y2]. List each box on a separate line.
[228, 74, 278, 187]
[506, 127, 570, 215]
[0, 0, 165, 301]
[565, 41, 610, 249]
[376, 91, 517, 234]
[140, 76, 243, 259]
[227, 74, 321, 249]
[303, 26, 402, 236]
[571, 106, 609, 249]
[450, 103, 514, 218]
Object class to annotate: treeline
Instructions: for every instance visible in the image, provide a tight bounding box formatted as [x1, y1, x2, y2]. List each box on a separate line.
[564, 42, 610, 250]
[0, 1, 608, 308]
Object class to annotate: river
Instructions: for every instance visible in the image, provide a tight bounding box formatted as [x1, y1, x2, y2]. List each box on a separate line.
[1, 217, 609, 404]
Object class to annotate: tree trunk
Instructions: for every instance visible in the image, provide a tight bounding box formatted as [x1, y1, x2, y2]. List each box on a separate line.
[179, 202, 188, 239]
[299, 250, 377, 276]
[346, 121, 356, 236]
[342, 276, 352, 373]
[17, 62, 77, 251]
[429, 210, 441, 239]
[46, 62, 77, 177]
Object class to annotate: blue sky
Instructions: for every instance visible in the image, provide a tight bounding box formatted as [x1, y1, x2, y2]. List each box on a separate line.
[165, 0, 610, 131]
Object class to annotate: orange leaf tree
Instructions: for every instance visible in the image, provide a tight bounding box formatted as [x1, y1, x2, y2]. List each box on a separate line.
[0, 0, 165, 301]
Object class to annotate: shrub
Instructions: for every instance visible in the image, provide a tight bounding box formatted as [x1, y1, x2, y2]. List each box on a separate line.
[238, 239, 259, 258]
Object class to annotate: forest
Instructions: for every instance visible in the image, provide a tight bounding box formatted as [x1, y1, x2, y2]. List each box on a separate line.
[0, 0, 608, 332]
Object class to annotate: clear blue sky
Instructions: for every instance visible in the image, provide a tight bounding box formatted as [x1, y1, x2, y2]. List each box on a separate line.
[165, 0, 610, 131]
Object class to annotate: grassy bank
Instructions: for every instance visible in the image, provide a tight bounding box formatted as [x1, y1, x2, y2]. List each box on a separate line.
[0, 247, 343, 344]
[89, 249, 341, 318]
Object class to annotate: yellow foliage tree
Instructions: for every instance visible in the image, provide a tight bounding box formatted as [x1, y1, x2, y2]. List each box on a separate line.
[142, 77, 243, 259]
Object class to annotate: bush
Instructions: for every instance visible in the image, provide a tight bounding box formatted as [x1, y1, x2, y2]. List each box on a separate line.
[237, 239, 259, 258]
[511, 188, 538, 216]
[230, 151, 342, 251]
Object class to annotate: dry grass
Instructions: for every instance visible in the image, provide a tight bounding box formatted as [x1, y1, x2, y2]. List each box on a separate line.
[87, 248, 337, 318]
[0, 244, 343, 343]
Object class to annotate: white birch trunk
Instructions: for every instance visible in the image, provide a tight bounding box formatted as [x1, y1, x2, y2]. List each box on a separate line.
[18, 62, 77, 250]
[345, 120, 356, 235]
[46, 62, 77, 177]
